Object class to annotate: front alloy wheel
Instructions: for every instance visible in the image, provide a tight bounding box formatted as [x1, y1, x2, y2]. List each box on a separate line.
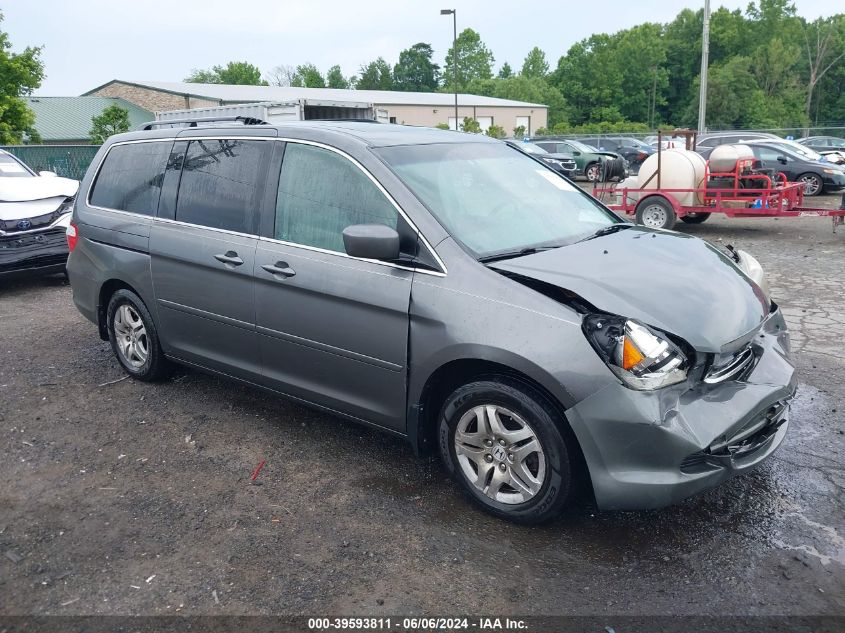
[438, 378, 572, 523]
[798, 172, 823, 197]
[454, 405, 546, 504]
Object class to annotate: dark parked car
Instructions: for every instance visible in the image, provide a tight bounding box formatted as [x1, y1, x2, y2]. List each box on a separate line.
[534, 139, 627, 182]
[0, 149, 78, 278]
[67, 121, 795, 523]
[744, 141, 845, 196]
[574, 137, 655, 174]
[504, 140, 576, 177]
[694, 132, 780, 159]
[796, 136, 845, 153]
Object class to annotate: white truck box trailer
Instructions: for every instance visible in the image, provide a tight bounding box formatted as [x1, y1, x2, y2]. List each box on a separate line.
[155, 100, 389, 124]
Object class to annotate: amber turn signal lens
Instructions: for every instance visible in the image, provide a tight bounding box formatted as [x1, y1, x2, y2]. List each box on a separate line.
[622, 336, 645, 370]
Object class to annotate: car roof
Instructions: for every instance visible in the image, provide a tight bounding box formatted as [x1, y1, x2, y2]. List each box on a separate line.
[109, 121, 497, 149]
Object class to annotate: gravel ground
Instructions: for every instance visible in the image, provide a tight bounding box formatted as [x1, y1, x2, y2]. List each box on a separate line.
[0, 197, 843, 618]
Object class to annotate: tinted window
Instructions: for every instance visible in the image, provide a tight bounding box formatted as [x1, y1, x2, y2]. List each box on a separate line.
[274, 143, 398, 253]
[175, 139, 271, 234]
[90, 142, 171, 214]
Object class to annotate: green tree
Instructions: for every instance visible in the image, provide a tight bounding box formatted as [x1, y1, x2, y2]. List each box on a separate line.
[520, 46, 549, 78]
[497, 62, 513, 79]
[393, 43, 440, 92]
[460, 117, 482, 133]
[466, 75, 569, 128]
[435, 122, 450, 130]
[357, 57, 393, 90]
[326, 65, 350, 89]
[185, 61, 267, 85]
[0, 11, 44, 144]
[513, 124, 526, 138]
[800, 15, 845, 121]
[295, 63, 326, 88]
[90, 104, 130, 144]
[443, 28, 494, 91]
[485, 123, 506, 138]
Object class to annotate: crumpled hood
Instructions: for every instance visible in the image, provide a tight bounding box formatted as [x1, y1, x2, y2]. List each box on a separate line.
[0, 176, 78, 202]
[490, 227, 769, 353]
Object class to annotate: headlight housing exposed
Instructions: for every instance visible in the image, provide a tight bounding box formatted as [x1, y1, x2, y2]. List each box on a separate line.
[56, 195, 75, 215]
[583, 315, 689, 390]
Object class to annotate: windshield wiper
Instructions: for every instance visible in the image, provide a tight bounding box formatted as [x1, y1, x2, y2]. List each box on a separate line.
[579, 223, 633, 242]
[478, 244, 564, 264]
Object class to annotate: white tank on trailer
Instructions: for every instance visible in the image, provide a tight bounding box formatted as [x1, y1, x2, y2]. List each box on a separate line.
[709, 144, 755, 173]
[636, 149, 707, 206]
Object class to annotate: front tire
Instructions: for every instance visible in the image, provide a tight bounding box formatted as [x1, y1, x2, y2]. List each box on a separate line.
[797, 172, 823, 197]
[438, 378, 572, 524]
[106, 289, 169, 381]
[585, 162, 602, 182]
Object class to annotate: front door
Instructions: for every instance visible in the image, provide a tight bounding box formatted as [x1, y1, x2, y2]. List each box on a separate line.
[150, 138, 273, 379]
[254, 141, 413, 430]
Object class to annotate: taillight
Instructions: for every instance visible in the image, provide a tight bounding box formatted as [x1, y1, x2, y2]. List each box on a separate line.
[66, 222, 78, 252]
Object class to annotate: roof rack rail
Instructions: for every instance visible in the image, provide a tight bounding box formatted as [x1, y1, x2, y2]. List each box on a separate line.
[135, 115, 268, 131]
[307, 118, 381, 123]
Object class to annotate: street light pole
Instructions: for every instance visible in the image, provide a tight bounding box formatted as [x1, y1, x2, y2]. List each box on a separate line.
[441, 9, 458, 130]
[697, 0, 711, 133]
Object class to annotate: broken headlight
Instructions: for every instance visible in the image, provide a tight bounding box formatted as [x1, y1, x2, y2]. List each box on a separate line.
[583, 315, 689, 390]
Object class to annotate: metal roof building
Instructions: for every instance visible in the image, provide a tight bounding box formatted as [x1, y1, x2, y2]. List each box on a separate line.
[84, 80, 548, 135]
[24, 96, 154, 144]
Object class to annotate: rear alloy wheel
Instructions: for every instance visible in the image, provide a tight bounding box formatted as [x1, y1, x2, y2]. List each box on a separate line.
[438, 378, 572, 524]
[107, 289, 170, 381]
[636, 196, 677, 230]
[680, 212, 710, 224]
[585, 162, 602, 182]
[798, 172, 823, 197]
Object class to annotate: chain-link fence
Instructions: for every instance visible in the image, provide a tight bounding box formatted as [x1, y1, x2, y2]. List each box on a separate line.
[0, 145, 101, 181]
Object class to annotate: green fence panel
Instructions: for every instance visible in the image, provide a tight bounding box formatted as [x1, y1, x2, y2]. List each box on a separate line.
[0, 145, 101, 181]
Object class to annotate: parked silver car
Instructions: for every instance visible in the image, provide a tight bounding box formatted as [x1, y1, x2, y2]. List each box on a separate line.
[67, 122, 796, 523]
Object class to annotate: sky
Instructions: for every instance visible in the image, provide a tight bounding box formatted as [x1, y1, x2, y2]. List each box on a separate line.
[2, 0, 835, 96]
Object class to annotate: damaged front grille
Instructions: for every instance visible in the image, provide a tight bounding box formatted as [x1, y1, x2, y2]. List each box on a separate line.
[680, 401, 788, 473]
[704, 345, 756, 385]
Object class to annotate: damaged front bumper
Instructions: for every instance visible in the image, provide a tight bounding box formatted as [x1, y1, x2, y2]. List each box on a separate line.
[566, 307, 796, 510]
[0, 227, 69, 277]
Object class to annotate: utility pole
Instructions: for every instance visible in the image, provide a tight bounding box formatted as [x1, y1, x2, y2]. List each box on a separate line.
[697, 0, 711, 133]
[441, 9, 458, 130]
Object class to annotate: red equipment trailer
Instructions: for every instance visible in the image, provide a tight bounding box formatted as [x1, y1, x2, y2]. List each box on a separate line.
[591, 129, 845, 231]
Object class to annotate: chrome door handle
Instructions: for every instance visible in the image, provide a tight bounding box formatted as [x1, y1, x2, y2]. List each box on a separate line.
[261, 261, 296, 278]
[214, 251, 243, 266]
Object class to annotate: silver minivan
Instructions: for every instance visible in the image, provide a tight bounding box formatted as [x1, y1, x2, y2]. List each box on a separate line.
[67, 121, 796, 523]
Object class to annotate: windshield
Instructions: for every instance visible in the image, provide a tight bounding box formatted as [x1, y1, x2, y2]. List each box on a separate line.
[377, 143, 618, 259]
[565, 140, 597, 153]
[0, 153, 34, 178]
[517, 142, 547, 155]
[775, 141, 822, 161]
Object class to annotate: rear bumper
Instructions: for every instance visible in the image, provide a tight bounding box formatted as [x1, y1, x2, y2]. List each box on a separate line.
[567, 307, 796, 510]
[0, 228, 68, 277]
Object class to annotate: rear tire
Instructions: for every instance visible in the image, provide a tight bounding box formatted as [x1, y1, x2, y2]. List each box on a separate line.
[106, 289, 170, 381]
[635, 196, 677, 230]
[680, 213, 710, 224]
[438, 377, 572, 524]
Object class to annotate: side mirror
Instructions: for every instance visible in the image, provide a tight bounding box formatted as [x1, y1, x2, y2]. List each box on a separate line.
[777, 155, 788, 164]
[343, 224, 400, 261]
[39, 170, 58, 177]
[573, 151, 581, 156]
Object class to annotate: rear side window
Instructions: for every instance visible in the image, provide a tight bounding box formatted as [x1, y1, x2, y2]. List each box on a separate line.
[89, 142, 171, 215]
[175, 139, 271, 234]
[274, 143, 398, 252]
